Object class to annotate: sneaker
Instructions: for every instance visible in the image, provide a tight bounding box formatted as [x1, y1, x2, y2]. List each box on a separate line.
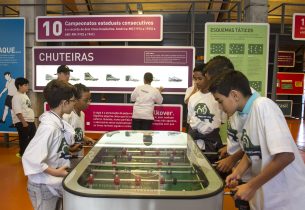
[153, 77, 160, 81]
[125, 75, 139, 82]
[106, 74, 120, 81]
[85, 72, 98, 81]
[16, 153, 21, 158]
[46, 74, 56, 80]
[70, 75, 80, 81]
[168, 76, 182, 82]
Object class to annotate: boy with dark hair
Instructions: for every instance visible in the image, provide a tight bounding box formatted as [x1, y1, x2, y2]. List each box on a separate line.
[131, 72, 163, 130]
[12, 77, 36, 157]
[187, 66, 223, 152]
[210, 70, 305, 209]
[204, 56, 248, 174]
[22, 80, 77, 210]
[63, 83, 95, 168]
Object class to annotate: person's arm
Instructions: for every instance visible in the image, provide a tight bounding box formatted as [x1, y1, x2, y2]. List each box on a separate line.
[44, 165, 69, 177]
[130, 87, 138, 102]
[184, 86, 198, 104]
[234, 152, 295, 201]
[0, 87, 8, 97]
[16, 113, 28, 127]
[216, 149, 244, 172]
[84, 135, 96, 145]
[226, 153, 251, 187]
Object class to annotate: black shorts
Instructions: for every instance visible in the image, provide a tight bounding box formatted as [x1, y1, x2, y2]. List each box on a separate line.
[5, 95, 13, 109]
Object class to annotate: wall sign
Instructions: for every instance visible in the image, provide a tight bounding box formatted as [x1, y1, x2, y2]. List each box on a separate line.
[205, 22, 269, 96]
[0, 18, 25, 133]
[292, 13, 305, 40]
[276, 72, 304, 95]
[276, 100, 293, 117]
[45, 103, 182, 132]
[33, 46, 194, 94]
[36, 15, 163, 42]
[277, 51, 295, 67]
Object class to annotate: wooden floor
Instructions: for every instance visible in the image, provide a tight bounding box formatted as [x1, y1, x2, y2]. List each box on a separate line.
[0, 119, 304, 210]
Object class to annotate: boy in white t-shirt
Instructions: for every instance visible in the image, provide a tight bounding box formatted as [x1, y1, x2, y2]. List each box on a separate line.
[188, 67, 223, 152]
[12, 77, 36, 157]
[63, 83, 95, 168]
[131, 72, 163, 130]
[22, 80, 77, 210]
[210, 70, 305, 210]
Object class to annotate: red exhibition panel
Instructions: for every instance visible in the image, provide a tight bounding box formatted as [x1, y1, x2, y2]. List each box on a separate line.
[276, 72, 304, 95]
[292, 13, 305, 40]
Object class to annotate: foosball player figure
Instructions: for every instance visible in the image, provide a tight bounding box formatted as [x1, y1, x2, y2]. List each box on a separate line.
[127, 153, 132, 162]
[172, 149, 177, 156]
[87, 173, 94, 189]
[121, 148, 127, 156]
[112, 158, 117, 165]
[159, 176, 165, 186]
[135, 176, 142, 188]
[140, 148, 145, 156]
[114, 174, 120, 190]
[155, 149, 160, 156]
[157, 159, 163, 168]
[169, 153, 175, 162]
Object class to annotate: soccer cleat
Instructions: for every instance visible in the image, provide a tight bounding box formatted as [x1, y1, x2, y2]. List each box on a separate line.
[45, 74, 56, 80]
[70, 75, 80, 81]
[153, 77, 160, 82]
[125, 75, 139, 82]
[85, 72, 98, 81]
[168, 76, 182, 82]
[106, 74, 120, 81]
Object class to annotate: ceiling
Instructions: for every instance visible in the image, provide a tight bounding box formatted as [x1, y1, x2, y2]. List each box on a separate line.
[1, 0, 305, 26]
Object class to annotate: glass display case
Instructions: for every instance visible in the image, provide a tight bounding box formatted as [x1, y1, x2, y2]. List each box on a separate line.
[63, 130, 224, 210]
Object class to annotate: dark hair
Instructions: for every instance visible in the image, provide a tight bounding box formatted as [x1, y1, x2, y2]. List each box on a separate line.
[209, 70, 252, 97]
[144, 72, 153, 83]
[74, 83, 90, 99]
[4, 72, 11, 76]
[205, 56, 234, 79]
[193, 63, 206, 73]
[15, 77, 29, 89]
[43, 80, 77, 109]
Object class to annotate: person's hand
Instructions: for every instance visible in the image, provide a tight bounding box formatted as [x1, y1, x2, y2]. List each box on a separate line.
[215, 156, 235, 173]
[226, 172, 241, 188]
[158, 86, 164, 92]
[56, 165, 69, 177]
[86, 138, 96, 146]
[234, 183, 256, 201]
[218, 146, 228, 159]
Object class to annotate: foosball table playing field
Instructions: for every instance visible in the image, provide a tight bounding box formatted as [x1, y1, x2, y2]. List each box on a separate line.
[63, 131, 224, 210]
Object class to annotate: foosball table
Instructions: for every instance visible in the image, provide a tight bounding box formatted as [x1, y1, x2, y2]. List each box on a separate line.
[63, 131, 224, 210]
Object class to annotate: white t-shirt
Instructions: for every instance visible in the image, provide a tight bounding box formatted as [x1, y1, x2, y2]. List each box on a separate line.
[188, 91, 222, 135]
[12, 92, 35, 124]
[241, 97, 305, 210]
[63, 110, 85, 144]
[131, 84, 163, 120]
[22, 111, 75, 190]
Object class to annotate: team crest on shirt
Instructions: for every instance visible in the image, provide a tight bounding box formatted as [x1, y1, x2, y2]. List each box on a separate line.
[241, 129, 261, 159]
[57, 137, 71, 159]
[26, 99, 32, 108]
[74, 127, 84, 144]
[195, 103, 214, 123]
[227, 121, 238, 142]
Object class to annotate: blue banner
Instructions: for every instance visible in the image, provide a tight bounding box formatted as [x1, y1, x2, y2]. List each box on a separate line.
[0, 18, 25, 132]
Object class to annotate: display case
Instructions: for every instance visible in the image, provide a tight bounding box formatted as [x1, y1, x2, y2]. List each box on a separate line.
[63, 131, 224, 210]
